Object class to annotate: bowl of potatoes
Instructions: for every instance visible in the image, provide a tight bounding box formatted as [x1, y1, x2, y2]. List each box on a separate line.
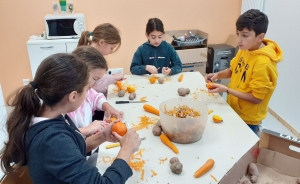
[159, 98, 208, 144]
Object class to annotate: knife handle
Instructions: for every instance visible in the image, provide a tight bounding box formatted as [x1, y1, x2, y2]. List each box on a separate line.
[116, 101, 129, 104]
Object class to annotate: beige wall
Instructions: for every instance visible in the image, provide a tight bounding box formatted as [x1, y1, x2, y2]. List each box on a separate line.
[0, 0, 241, 101]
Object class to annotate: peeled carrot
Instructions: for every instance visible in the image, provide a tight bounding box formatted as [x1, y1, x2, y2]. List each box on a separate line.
[143, 104, 160, 116]
[178, 74, 184, 82]
[160, 134, 179, 154]
[194, 159, 215, 178]
[116, 81, 123, 90]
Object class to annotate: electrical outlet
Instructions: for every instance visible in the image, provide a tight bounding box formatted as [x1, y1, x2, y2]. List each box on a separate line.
[22, 79, 30, 86]
[107, 68, 124, 75]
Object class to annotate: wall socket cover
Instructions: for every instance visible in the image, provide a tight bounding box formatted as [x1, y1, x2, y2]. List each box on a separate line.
[107, 68, 124, 75]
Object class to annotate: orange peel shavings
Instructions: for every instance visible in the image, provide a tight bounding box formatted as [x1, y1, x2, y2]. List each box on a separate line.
[210, 174, 218, 182]
[159, 157, 168, 164]
[141, 169, 145, 180]
[102, 156, 111, 163]
[151, 170, 157, 176]
[164, 105, 200, 118]
[140, 96, 147, 102]
[131, 116, 159, 131]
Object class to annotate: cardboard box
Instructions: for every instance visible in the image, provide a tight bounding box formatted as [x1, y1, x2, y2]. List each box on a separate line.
[220, 129, 300, 183]
[182, 62, 206, 77]
[164, 29, 208, 65]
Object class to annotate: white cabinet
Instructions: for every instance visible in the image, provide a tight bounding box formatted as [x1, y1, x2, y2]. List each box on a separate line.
[26, 38, 79, 78]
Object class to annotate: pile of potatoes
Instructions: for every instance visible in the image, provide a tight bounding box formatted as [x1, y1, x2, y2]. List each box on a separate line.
[169, 157, 183, 174]
[117, 90, 136, 100]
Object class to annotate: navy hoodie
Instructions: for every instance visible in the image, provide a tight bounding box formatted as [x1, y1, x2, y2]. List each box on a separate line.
[25, 114, 132, 184]
[130, 41, 182, 75]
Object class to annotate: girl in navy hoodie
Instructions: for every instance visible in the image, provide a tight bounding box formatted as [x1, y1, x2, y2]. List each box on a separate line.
[0, 53, 141, 184]
[130, 18, 182, 75]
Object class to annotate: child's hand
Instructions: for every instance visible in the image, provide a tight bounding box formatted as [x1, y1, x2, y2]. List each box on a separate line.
[146, 65, 158, 74]
[162, 67, 172, 75]
[89, 120, 106, 134]
[207, 83, 227, 93]
[101, 122, 118, 142]
[107, 108, 124, 121]
[113, 73, 124, 81]
[112, 128, 141, 153]
[205, 73, 218, 83]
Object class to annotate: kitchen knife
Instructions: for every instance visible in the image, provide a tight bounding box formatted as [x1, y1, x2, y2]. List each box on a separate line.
[116, 101, 147, 104]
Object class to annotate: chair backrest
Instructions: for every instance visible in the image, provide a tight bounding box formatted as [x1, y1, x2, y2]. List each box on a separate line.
[0, 166, 32, 184]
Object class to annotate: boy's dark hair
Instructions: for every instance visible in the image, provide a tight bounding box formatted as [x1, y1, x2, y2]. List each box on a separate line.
[146, 18, 164, 35]
[72, 46, 108, 71]
[236, 9, 269, 36]
[0, 53, 89, 173]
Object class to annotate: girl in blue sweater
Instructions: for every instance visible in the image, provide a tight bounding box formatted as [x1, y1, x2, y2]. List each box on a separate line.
[130, 18, 182, 75]
[0, 53, 141, 184]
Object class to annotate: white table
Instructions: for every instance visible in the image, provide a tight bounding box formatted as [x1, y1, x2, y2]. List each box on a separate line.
[96, 72, 259, 183]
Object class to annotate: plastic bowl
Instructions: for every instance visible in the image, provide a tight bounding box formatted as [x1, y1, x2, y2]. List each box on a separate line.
[159, 98, 208, 144]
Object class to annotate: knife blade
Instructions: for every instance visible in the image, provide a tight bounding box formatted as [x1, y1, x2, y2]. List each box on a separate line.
[116, 101, 147, 104]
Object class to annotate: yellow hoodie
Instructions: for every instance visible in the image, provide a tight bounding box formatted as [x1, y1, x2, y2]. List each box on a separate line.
[227, 39, 283, 125]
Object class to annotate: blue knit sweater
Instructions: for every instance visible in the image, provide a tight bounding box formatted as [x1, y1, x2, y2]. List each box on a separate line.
[25, 114, 132, 184]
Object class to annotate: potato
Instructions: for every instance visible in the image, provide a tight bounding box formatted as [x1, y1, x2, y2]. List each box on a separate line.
[118, 90, 125, 97]
[169, 157, 180, 164]
[158, 77, 164, 84]
[152, 125, 162, 136]
[170, 162, 183, 174]
[129, 93, 136, 100]
[186, 88, 190, 94]
[248, 163, 259, 176]
[250, 175, 257, 183]
[177, 88, 188, 96]
[156, 120, 161, 127]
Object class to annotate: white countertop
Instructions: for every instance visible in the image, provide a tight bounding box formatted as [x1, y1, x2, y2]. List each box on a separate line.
[96, 72, 259, 184]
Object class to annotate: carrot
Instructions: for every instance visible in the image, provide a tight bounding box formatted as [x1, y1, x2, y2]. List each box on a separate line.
[160, 134, 179, 154]
[178, 74, 184, 82]
[115, 81, 123, 90]
[194, 159, 215, 178]
[143, 104, 160, 116]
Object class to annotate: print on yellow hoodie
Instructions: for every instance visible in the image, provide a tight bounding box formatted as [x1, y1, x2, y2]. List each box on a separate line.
[227, 39, 283, 125]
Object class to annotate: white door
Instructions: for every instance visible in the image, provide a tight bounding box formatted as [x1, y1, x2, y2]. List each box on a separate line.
[27, 43, 66, 78]
[66, 42, 78, 53]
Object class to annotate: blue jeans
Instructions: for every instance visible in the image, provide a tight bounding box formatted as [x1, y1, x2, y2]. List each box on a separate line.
[248, 124, 259, 134]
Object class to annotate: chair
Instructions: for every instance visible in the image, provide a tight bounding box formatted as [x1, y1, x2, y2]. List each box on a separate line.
[0, 166, 32, 184]
[107, 68, 124, 75]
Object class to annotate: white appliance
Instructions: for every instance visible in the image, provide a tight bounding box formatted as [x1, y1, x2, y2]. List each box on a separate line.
[26, 38, 79, 78]
[44, 13, 86, 39]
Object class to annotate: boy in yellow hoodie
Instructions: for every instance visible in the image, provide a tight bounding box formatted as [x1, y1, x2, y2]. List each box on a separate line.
[205, 9, 283, 134]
